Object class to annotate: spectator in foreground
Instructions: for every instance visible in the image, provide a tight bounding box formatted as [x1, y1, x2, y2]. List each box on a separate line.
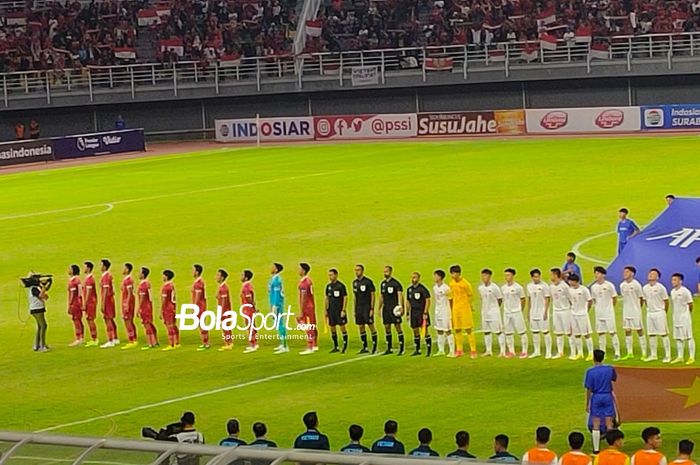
[523, 426, 557, 465]
[249, 422, 277, 448]
[447, 430, 476, 459]
[594, 430, 629, 465]
[674, 440, 695, 465]
[632, 427, 666, 465]
[559, 432, 592, 465]
[371, 420, 405, 455]
[490, 434, 519, 462]
[341, 424, 370, 454]
[293, 411, 330, 450]
[409, 428, 439, 457]
[14, 121, 25, 140]
[29, 119, 40, 139]
[219, 418, 246, 447]
[116, 114, 126, 130]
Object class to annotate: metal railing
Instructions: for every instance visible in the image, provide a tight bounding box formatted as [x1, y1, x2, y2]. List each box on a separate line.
[0, 431, 477, 465]
[4, 31, 700, 107]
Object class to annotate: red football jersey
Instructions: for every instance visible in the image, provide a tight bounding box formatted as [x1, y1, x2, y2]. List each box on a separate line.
[218, 282, 232, 312]
[101, 272, 115, 301]
[84, 274, 97, 307]
[138, 280, 152, 311]
[121, 275, 135, 312]
[68, 276, 82, 311]
[192, 277, 207, 310]
[240, 281, 255, 308]
[161, 281, 176, 313]
[299, 276, 315, 310]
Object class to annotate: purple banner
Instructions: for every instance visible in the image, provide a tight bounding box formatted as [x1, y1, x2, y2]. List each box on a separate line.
[52, 129, 146, 160]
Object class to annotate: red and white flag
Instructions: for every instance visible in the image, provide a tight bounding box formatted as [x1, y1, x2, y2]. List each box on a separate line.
[488, 49, 505, 62]
[156, 6, 171, 17]
[575, 25, 592, 43]
[589, 42, 610, 60]
[520, 43, 538, 62]
[537, 7, 556, 25]
[114, 47, 137, 60]
[306, 19, 323, 37]
[539, 33, 558, 51]
[424, 56, 454, 71]
[321, 62, 340, 75]
[137, 8, 160, 26]
[219, 52, 241, 68]
[159, 38, 184, 57]
[5, 11, 27, 26]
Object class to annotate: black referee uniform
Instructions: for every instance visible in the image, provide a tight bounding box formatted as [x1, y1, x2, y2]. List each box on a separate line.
[407, 282, 432, 356]
[380, 276, 404, 354]
[352, 276, 376, 353]
[325, 279, 348, 353]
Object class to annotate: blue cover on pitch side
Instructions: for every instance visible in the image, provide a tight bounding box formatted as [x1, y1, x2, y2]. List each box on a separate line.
[607, 198, 700, 290]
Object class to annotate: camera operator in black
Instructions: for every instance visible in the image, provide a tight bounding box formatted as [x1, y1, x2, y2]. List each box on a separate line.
[28, 277, 50, 351]
[379, 266, 404, 355]
[169, 412, 204, 465]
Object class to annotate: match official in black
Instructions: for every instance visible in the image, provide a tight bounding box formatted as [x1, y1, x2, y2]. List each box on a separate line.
[379, 265, 404, 355]
[325, 269, 348, 353]
[293, 411, 330, 450]
[341, 425, 370, 454]
[352, 265, 377, 354]
[407, 271, 432, 356]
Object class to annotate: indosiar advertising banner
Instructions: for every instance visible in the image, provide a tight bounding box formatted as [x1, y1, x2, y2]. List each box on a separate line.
[641, 104, 700, 130]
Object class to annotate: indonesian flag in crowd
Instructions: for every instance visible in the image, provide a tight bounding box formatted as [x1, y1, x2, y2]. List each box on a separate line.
[575, 25, 592, 43]
[488, 49, 505, 62]
[156, 5, 171, 17]
[589, 42, 610, 59]
[539, 32, 558, 50]
[5, 11, 27, 26]
[137, 8, 160, 26]
[159, 38, 184, 57]
[321, 61, 340, 75]
[306, 19, 323, 37]
[520, 42, 539, 62]
[537, 6, 556, 25]
[114, 47, 137, 59]
[424, 56, 454, 71]
[28, 21, 42, 30]
[615, 367, 700, 421]
[219, 52, 241, 67]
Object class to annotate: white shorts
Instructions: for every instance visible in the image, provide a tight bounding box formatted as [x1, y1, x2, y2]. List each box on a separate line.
[434, 309, 452, 331]
[674, 324, 693, 340]
[553, 311, 571, 335]
[504, 312, 526, 334]
[622, 317, 643, 331]
[530, 318, 550, 333]
[596, 318, 617, 334]
[571, 314, 592, 336]
[482, 319, 502, 334]
[647, 312, 668, 336]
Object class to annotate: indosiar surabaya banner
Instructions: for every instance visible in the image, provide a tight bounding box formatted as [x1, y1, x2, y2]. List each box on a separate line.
[641, 104, 700, 130]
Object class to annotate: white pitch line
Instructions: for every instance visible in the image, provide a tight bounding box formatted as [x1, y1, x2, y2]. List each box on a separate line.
[35, 354, 376, 434]
[571, 224, 647, 265]
[0, 171, 343, 221]
[3, 204, 114, 230]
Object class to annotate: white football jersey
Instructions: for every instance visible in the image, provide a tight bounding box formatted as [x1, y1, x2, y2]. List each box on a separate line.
[479, 282, 503, 322]
[590, 280, 617, 319]
[527, 281, 551, 320]
[570, 285, 592, 316]
[643, 282, 669, 313]
[670, 286, 693, 328]
[550, 281, 572, 312]
[619, 279, 643, 320]
[501, 282, 525, 314]
[433, 283, 451, 313]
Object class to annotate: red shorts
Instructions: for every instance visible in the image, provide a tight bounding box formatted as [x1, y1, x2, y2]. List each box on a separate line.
[196, 301, 207, 315]
[122, 304, 135, 320]
[103, 301, 116, 319]
[139, 308, 153, 324]
[85, 303, 97, 319]
[162, 310, 176, 325]
[300, 307, 317, 324]
[69, 307, 83, 320]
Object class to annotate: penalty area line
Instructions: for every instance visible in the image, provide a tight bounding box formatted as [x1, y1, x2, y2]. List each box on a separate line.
[35, 354, 377, 434]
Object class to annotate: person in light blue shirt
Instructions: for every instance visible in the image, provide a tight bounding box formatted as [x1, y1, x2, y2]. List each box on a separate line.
[616, 208, 640, 254]
[268, 263, 287, 353]
[563, 252, 583, 283]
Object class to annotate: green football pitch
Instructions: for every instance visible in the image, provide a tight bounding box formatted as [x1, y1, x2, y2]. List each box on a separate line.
[1, 136, 699, 459]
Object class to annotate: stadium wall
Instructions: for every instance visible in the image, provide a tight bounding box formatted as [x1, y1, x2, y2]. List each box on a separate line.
[4, 75, 700, 142]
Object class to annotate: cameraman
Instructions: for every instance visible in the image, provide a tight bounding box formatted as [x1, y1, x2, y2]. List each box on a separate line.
[29, 279, 49, 351]
[169, 412, 204, 465]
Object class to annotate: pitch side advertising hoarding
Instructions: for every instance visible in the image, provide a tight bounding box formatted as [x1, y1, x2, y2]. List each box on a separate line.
[641, 104, 700, 130]
[526, 107, 641, 133]
[215, 117, 314, 142]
